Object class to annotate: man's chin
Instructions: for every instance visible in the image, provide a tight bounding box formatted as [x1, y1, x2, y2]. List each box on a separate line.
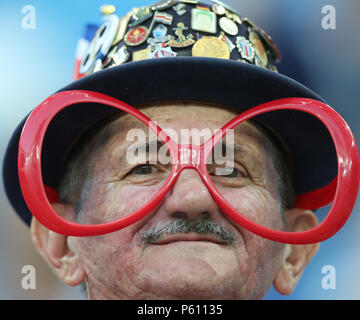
[133, 241, 243, 299]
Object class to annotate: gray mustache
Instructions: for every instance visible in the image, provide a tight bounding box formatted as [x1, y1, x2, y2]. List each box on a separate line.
[140, 218, 237, 244]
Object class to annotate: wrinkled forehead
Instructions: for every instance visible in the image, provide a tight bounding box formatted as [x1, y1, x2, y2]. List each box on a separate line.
[106, 102, 265, 147]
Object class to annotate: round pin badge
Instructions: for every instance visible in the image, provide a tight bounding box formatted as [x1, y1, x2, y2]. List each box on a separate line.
[212, 4, 226, 15]
[212, 0, 241, 16]
[174, 3, 187, 16]
[192, 36, 230, 59]
[125, 26, 149, 46]
[219, 17, 238, 36]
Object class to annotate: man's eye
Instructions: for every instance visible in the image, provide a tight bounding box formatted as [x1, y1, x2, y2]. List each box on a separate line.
[219, 167, 240, 178]
[207, 164, 249, 179]
[130, 164, 155, 175]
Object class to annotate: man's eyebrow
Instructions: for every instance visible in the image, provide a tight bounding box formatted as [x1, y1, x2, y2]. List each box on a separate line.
[218, 142, 251, 155]
[126, 140, 165, 154]
[216, 142, 263, 165]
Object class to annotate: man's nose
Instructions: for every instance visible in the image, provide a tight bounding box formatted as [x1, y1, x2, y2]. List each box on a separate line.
[164, 169, 218, 221]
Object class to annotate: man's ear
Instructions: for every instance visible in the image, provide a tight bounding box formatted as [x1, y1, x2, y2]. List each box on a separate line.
[273, 208, 320, 295]
[30, 203, 86, 286]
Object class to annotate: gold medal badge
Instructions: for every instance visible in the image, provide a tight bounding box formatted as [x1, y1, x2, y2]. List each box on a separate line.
[192, 36, 230, 59]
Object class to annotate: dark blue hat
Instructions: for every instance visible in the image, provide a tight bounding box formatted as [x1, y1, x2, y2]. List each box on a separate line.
[2, 0, 337, 226]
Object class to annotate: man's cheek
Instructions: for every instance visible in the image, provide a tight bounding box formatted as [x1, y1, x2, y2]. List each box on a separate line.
[221, 186, 282, 229]
[78, 230, 142, 277]
[83, 184, 160, 223]
[111, 184, 162, 214]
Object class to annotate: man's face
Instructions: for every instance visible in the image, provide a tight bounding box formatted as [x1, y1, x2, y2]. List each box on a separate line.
[68, 103, 287, 299]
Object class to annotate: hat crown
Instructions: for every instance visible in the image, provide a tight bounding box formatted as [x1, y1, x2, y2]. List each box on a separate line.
[77, 0, 281, 78]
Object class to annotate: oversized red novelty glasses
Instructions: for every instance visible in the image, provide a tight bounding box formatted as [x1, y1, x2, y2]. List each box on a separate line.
[18, 91, 359, 244]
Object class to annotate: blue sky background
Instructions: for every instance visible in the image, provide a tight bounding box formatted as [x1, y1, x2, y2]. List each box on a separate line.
[0, 0, 359, 299]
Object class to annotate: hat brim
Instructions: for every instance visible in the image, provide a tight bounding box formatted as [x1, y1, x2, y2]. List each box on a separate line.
[3, 57, 337, 226]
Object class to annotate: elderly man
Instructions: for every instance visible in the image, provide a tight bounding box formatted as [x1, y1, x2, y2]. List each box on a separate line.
[31, 101, 320, 300]
[3, 0, 359, 300]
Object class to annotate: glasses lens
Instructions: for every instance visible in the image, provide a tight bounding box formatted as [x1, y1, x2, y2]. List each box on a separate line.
[56, 110, 172, 225]
[206, 118, 326, 232]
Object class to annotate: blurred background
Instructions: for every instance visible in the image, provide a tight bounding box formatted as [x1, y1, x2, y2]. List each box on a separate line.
[0, 0, 359, 299]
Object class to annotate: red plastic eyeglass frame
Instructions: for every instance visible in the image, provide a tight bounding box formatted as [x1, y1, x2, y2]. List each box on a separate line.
[18, 90, 360, 244]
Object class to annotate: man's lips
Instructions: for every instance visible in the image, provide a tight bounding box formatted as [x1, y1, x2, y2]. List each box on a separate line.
[150, 233, 227, 245]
